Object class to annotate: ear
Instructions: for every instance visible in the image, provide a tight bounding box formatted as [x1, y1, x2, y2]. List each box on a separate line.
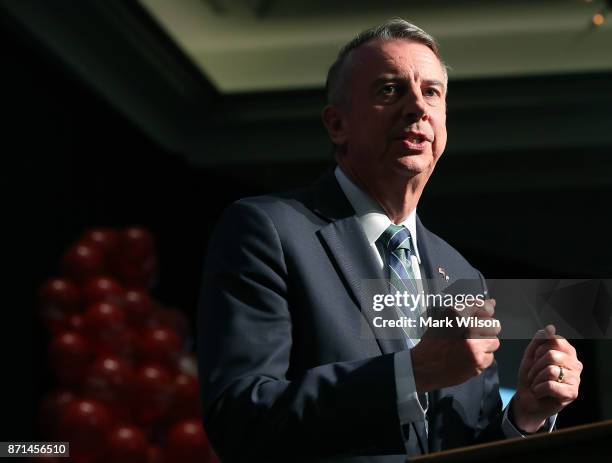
[322, 104, 348, 146]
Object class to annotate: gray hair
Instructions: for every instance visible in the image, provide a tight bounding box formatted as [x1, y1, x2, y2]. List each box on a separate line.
[325, 18, 448, 107]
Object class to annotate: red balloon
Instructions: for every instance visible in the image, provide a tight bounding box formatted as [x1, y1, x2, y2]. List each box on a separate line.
[49, 331, 94, 385]
[105, 426, 149, 463]
[48, 313, 86, 337]
[112, 256, 157, 290]
[56, 399, 114, 463]
[120, 227, 156, 261]
[105, 328, 142, 363]
[82, 276, 124, 306]
[83, 301, 126, 338]
[176, 353, 198, 378]
[130, 364, 173, 426]
[148, 307, 189, 341]
[39, 389, 77, 439]
[39, 277, 81, 314]
[67, 313, 86, 331]
[123, 289, 154, 326]
[61, 243, 106, 285]
[85, 356, 133, 411]
[49, 313, 85, 336]
[39, 278, 81, 333]
[82, 302, 128, 361]
[138, 327, 182, 366]
[167, 373, 201, 422]
[147, 445, 164, 463]
[110, 227, 158, 289]
[165, 419, 211, 463]
[82, 327, 139, 364]
[81, 228, 121, 256]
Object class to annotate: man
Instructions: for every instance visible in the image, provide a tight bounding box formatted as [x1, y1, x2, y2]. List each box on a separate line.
[198, 19, 582, 462]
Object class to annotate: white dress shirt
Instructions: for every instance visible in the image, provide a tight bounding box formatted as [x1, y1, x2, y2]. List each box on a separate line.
[334, 166, 555, 443]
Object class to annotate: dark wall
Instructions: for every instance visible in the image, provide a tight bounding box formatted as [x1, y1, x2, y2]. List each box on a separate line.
[3, 10, 609, 441]
[1, 14, 279, 440]
[2, 12, 336, 440]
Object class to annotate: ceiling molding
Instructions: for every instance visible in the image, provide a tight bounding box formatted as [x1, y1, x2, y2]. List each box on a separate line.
[139, 0, 612, 93]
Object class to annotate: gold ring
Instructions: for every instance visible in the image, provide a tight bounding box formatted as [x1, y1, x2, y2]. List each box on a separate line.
[557, 365, 565, 383]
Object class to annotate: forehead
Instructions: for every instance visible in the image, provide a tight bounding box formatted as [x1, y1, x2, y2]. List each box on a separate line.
[349, 39, 445, 82]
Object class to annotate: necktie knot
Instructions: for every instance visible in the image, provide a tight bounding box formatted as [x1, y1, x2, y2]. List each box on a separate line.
[379, 224, 413, 254]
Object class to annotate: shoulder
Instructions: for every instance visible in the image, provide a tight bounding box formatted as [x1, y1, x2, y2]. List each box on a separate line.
[217, 186, 323, 234]
[235, 187, 310, 215]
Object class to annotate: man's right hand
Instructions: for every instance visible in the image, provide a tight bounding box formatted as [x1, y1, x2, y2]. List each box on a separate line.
[411, 299, 501, 393]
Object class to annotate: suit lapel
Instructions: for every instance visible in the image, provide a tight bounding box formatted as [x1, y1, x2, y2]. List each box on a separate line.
[312, 169, 406, 355]
[415, 216, 453, 296]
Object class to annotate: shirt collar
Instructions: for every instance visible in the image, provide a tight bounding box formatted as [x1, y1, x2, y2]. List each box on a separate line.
[334, 166, 421, 263]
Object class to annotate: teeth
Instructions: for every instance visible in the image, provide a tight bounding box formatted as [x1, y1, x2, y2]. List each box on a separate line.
[408, 136, 423, 143]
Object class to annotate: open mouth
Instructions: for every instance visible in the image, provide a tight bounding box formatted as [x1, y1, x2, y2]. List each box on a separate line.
[399, 132, 429, 150]
[405, 134, 425, 144]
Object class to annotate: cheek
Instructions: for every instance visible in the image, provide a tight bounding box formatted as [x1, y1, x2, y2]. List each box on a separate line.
[349, 112, 384, 146]
[432, 115, 447, 159]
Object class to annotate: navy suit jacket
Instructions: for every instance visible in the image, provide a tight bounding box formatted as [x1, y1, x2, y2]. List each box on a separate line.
[198, 169, 504, 462]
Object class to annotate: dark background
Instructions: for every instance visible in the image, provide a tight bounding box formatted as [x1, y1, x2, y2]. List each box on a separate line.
[3, 3, 612, 442]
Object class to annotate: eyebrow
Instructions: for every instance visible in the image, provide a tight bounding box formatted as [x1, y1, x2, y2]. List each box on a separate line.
[371, 75, 446, 93]
[423, 79, 446, 91]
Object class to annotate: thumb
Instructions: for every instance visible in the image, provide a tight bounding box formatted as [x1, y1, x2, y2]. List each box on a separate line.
[461, 298, 495, 318]
[543, 324, 556, 339]
[473, 298, 496, 318]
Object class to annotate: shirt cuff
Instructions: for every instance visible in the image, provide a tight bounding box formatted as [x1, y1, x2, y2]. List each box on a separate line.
[394, 350, 427, 424]
[501, 398, 557, 438]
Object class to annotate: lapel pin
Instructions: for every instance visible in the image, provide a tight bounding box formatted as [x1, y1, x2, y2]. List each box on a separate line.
[438, 267, 450, 281]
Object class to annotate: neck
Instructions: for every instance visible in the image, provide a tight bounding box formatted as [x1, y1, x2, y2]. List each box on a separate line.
[337, 159, 425, 224]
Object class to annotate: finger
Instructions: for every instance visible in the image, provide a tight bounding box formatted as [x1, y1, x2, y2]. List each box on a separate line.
[518, 329, 550, 382]
[530, 364, 580, 388]
[527, 350, 576, 382]
[474, 351, 496, 373]
[484, 338, 500, 354]
[522, 328, 550, 363]
[473, 308, 493, 319]
[535, 337, 578, 359]
[532, 380, 579, 402]
[460, 298, 495, 318]
[529, 358, 584, 383]
[473, 298, 495, 318]
[466, 337, 500, 354]
[465, 322, 501, 339]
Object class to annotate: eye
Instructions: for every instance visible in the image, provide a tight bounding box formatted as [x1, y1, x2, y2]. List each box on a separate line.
[380, 84, 398, 96]
[423, 87, 440, 98]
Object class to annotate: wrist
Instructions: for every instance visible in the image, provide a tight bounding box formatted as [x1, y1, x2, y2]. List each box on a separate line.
[509, 394, 547, 434]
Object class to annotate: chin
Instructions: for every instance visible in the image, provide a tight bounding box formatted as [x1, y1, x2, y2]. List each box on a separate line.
[393, 155, 432, 177]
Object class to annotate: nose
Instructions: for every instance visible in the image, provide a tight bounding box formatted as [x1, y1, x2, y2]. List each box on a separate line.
[401, 81, 428, 123]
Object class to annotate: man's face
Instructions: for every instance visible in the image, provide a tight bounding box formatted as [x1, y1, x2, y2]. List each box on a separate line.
[333, 39, 447, 189]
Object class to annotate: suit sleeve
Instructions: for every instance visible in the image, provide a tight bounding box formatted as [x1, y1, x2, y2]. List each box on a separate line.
[472, 271, 505, 444]
[473, 359, 505, 443]
[197, 201, 406, 461]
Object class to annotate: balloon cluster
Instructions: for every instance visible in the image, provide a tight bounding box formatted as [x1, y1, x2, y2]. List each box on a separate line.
[37, 227, 217, 463]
